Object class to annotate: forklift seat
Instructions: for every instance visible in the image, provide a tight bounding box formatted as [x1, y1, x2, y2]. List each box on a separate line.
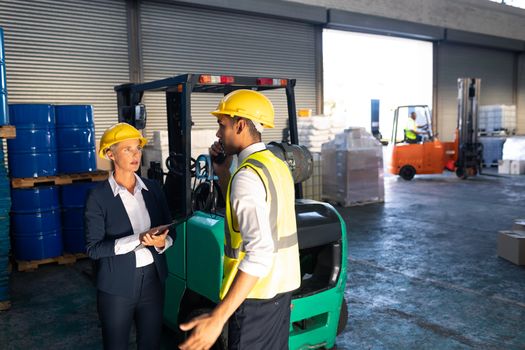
[295, 201, 342, 249]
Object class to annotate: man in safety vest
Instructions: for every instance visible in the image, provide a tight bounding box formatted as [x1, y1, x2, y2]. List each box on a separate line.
[405, 111, 426, 143]
[179, 90, 301, 350]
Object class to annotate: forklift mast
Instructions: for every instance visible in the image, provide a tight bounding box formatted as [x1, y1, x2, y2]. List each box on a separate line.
[114, 74, 302, 219]
[456, 78, 482, 177]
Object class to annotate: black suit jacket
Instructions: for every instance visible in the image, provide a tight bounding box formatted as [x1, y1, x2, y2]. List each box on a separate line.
[84, 178, 173, 297]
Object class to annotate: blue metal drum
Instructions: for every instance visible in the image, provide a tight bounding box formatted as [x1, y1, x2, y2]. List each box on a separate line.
[0, 27, 8, 126]
[10, 186, 62, 260]
[60, 182, 97, 253]
[7, 104, 57, 178]
[0, 146, 9, 302]
[55, 105, 96, 174]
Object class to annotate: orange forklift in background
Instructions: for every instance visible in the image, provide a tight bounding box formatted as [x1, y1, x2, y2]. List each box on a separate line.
[389, 78, 483, 180]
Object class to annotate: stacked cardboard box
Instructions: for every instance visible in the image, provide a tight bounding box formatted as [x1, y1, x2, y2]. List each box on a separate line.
[497, 219, 525, 265]
[321, 128, 384, 206]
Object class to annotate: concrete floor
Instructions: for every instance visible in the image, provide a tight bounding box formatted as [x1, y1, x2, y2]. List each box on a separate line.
[1, 169, 525, 349]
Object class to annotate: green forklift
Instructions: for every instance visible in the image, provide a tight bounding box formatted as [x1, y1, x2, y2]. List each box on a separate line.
[114, 74, 348, 349]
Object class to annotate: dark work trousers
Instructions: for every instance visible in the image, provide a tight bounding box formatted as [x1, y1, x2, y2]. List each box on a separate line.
[228, 292, 292, 350]
[97, 263, 164, 350]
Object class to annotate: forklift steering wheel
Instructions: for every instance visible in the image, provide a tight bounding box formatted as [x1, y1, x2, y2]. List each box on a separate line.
[166, 153, 196, 177]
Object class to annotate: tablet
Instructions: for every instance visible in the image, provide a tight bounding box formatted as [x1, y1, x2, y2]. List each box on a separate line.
[144, 223, 173, 236]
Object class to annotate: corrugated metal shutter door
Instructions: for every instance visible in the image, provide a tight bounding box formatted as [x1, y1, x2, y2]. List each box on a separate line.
[0, 0, 129, 140]
[436, 43, 515, 141]
[140, 2, 318, 142]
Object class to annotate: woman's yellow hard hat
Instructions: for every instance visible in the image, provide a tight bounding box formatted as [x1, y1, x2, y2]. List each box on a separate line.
[211, 89, 275, 128]
[98, 122, 147, 159]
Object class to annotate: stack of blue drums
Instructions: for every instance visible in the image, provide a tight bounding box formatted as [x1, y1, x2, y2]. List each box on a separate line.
[7, 104, 57, 178]
[0, 27, 8, 126]
[10, 186, 62, 260]
[55, 105, 96, 174]
[0, 147, 11, 304]
[6, 102, 98, 259]
[60, 182, 97, 253]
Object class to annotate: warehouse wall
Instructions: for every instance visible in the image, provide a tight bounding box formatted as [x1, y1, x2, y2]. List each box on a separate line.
[139, 1, 319, 143]
[0, 0, 130, 140]
[518, 53, 525, 134]
[435, 43, 517, 141]
[286, 0, 525, 41]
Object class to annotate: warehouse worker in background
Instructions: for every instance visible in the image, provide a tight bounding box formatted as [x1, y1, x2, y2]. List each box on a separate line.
[85, 123, 174, 350]
[179, 90, 301, 350]
[405, 111, 427, 143]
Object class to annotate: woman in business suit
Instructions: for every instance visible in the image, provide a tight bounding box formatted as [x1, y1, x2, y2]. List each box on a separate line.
[85, 123, 174, 350]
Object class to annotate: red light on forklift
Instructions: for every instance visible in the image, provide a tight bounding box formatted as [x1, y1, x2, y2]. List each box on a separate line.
[257, 78, 288, 86]
[199, 75, 234, 84]
[256, 78, 273, 85]
[220, 76, 234, 84]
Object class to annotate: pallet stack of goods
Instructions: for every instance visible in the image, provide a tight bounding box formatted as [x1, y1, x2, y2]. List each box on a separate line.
[297, 114, 345, 201]
[497, 219, 525, 265]
[479, 137, 506, 167]
[478, 105, 516, 135]
[7, 104, 108, 272]
[478, 105, 516, 168]
[321, 127, 384, 207]
[498, 136, 525, 175]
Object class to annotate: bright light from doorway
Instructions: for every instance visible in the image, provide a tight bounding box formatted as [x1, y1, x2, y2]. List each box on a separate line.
[323, 29, 433, 141]
[489, 0, 525, 9]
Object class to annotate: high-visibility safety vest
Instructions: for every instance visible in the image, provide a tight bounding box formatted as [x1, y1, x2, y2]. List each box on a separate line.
[405, 118, 417, 140]
[220, 149, 301, 300]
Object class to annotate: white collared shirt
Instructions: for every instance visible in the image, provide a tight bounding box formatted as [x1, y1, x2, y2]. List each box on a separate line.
[110, 172, 173, 268]
[231, 142, 274, 278]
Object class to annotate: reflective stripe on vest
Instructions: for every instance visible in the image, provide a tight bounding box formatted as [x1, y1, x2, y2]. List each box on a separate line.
[221, 149, 301, 300]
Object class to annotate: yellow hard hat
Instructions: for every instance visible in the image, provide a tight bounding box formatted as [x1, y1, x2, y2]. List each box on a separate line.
[98, 122, 147, 159]
[211, 89, 275, 128]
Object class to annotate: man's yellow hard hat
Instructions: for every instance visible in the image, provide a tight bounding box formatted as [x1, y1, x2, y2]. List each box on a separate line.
[98, 122, 147, 159]
[211, 89, 275, 128]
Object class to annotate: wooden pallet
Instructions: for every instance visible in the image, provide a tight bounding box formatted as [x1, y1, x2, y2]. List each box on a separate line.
[11, 170, 108, 189]
[0, 300, 11, 311]
[479, 130, 513, 137]
[0, 125, 16, 139]
[16, 253, 87, 272]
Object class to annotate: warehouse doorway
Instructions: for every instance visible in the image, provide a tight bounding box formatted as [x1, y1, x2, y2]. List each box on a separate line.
[323, 29, 433, 142]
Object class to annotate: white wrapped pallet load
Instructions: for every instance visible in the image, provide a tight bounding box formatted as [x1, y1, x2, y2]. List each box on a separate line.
[498, 136, 525, 175]
[321, 128, 384, 206]
[297, 115, 333, 153]
[191, 129, 217, 159]
[502, 136, 525, 161]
